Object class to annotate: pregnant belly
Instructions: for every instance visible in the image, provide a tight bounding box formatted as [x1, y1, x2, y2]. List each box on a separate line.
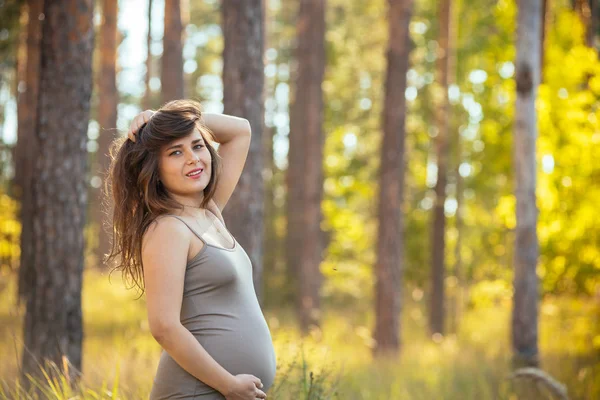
[193, 325, 277, 390]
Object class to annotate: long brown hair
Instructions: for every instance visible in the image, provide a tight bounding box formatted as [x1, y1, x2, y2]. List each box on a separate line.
[104, 99, 221, 292]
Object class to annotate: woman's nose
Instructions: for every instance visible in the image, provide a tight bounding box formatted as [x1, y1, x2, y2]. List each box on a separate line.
[187, 154, 200, 164]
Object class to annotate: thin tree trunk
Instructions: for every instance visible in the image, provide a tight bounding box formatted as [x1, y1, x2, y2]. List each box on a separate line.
[162, 0, 184, 103]
[93, 0, 118, 268]
[512, 0, 541, 367]
[429, 0, 452, 336]
[574, 0, 597, 49]
[16, 0, 44, 302]
[540, 0, 547, 80]
[591, 0, 599, 52]
[285, 20, 304, 319]
[221, 0, 265, 301]
[288, 0, 326, 332]
[143, 0, 153, 110]
[373, 0, 414, 357]
[21, 0, 94, 382]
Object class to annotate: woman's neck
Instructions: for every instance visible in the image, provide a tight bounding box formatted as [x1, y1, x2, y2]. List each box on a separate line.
[169, 192, 205, 212]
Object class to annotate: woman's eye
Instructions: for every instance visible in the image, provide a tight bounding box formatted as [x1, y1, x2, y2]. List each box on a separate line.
[194, 144, 205, 150]
[169, 150, 182, 156]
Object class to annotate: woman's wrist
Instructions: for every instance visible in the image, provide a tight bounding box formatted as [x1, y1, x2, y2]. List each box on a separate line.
[216, 372, 236, 396]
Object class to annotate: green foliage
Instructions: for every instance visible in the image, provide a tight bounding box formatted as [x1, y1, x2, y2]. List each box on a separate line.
[536, 8, 600, 294]
[0, 0, 23, 73]
[0, 193, 19, 273]
[312, 0, 600, 305]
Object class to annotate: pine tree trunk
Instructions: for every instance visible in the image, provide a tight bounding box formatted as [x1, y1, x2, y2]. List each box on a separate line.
[512, 0, 541, 367]
[93, 0, 118, 267]
[540, 0, 547, 80]
[162, 0, 184, 103]
[288, 0, 326, 332]
[574, 0, 597, 49]
[221, 0, 265, 300]
[21, 0, 94, 382]
[16, 0, 44, 302]
[591, 0, 599, 52]
[373, 0, 414, 357]
[142, 0, 153, 110]
[429, 0, 452, 337]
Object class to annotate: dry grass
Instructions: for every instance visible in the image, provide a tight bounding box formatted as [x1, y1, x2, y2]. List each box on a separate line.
[1, 269, 598, 399]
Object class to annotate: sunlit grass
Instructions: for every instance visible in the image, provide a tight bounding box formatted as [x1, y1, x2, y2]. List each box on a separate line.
[1, 268, 599, 399]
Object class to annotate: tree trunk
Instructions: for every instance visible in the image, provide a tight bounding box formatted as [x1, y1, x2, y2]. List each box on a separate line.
[512, 0, 541, 367]
[221, 0, 265, 301]
[429, 0, 452, 337]
[540, 0, 547, 80]
[142, 0, 153, 110]
[162, 0, 184, 103]
[288, 0, 326, 333]
[592, 0, 599, 52]
[93, 0, 118, 268]
[21, 0, 94, 382]
[574, 0, 598, 49]
[373, 0, 414, 357]
[16, 0, 44, 302]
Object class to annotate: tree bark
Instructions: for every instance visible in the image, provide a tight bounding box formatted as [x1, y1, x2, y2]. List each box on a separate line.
[540, 0, 547, 80]
[92, 0, 118, 267]
[16, 0, 44, 302]
[21, 0, 94, 382]
[429, 0, 452, 337]
[288, 0, 326, 332]
[221, 0, 265, 301]
[574, 0, 598, 49]
[512, 0, 541, 367]
[373, 0, 414, 357]
[142, 0, 153, 110]
[162, 0, 184, 103]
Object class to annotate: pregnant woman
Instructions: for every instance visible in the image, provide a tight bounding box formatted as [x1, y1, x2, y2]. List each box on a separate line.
[106, 100, 276, 399]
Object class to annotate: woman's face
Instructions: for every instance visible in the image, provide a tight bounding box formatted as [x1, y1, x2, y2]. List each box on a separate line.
[157, 128, 212, 201]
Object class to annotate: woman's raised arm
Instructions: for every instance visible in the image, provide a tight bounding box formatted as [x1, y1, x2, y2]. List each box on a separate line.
[201, 113, 251, 212]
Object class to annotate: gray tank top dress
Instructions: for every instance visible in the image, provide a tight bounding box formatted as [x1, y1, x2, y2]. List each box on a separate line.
[149, 215, 277, 399]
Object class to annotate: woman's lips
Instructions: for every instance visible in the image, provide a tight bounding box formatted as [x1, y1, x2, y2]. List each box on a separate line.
[186, 169, 203, 179]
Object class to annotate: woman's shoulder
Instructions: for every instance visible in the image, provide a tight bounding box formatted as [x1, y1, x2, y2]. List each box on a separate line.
[143, 214, 192, 246]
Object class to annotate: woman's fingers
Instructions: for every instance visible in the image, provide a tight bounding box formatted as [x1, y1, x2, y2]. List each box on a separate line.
[142, 110, 153, 123]
[253, 378, 263, 389]
[255, 388, 267, 399]
[128, 110, 155, 142]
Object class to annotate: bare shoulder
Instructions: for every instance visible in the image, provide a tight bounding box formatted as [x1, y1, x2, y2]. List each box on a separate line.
[142, 215, 191, 256]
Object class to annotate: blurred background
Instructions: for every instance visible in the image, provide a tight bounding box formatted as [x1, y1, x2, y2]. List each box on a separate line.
[0, 0, 599, 399]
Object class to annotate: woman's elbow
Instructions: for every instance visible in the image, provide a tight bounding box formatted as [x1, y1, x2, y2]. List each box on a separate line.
[149, 319, 180, 344]
[242, 119, 251, 137]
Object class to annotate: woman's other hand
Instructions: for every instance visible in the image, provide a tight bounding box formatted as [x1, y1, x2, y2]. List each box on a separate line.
[224, 374, 266, 400]
[127, 109, 155, 142]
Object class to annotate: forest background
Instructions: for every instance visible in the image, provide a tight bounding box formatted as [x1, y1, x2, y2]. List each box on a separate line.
[0, 0, 599, 399]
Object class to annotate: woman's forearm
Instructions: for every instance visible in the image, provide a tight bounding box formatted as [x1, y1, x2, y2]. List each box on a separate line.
[201, 113, 251, 144]
[153, 324, 234, 395]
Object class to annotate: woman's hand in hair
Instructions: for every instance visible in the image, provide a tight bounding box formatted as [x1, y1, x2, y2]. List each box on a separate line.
[127, 110, 155, 142]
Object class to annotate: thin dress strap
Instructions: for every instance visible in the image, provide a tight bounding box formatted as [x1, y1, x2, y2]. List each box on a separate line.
[162, 215, 207, 245]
